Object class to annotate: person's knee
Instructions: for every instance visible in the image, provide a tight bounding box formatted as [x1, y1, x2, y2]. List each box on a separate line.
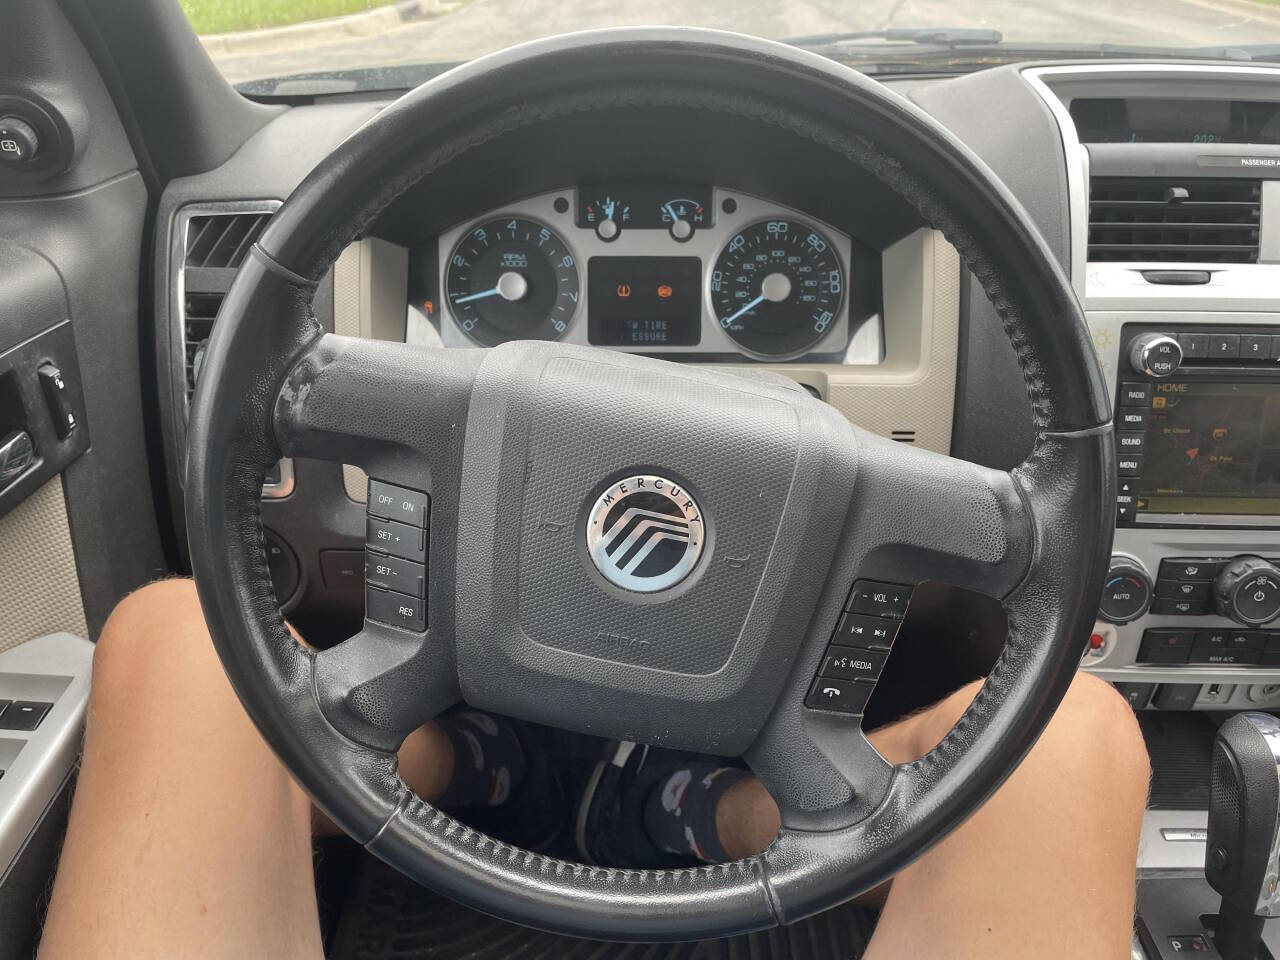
[908, 672, 1149, 804]
[92, 578, 220, 705]
[1040, 672, 1150, 801]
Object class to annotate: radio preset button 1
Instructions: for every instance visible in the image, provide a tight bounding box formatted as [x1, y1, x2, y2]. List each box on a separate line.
[1177, 333, 1210, 359]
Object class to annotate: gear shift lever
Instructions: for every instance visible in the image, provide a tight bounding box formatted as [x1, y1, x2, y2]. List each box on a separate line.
[1206, 712, 1280, 960]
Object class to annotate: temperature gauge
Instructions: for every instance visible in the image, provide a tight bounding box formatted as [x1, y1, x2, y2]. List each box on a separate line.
[660, 198, 707, 227]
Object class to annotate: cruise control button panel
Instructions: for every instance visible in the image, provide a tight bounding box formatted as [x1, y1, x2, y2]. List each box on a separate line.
[363, 479, 430, 631]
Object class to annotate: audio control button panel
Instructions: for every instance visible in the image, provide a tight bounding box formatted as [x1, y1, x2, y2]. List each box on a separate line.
[805, 579, 912, 716]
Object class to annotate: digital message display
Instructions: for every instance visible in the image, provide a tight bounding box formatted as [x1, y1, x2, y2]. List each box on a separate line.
[587, 256, 702, 347]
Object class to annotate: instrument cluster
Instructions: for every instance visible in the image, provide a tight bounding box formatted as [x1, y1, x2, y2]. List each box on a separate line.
[411, 186, 872, 362]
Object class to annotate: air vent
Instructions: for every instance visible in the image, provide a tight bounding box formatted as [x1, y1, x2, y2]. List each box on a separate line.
[177, 205, 277, 405]
[1088, 178, 1260, 263]
[890, 430, 916, 444]
[184, 212, 270, 269]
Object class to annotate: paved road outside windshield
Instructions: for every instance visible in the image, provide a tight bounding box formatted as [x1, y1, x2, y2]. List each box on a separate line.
[208, 0, 1280, 85]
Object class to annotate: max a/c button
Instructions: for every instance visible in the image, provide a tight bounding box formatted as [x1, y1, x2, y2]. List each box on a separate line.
[805, 677, 874, 715]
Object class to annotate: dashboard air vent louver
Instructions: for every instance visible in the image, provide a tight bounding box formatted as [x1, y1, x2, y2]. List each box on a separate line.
[184, 212, 270, 270]
[1088, 178, 1260, 264]
[178, 207, 276, 405]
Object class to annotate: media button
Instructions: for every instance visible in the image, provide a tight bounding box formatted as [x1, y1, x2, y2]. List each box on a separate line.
[1118, 408, 1148, 429]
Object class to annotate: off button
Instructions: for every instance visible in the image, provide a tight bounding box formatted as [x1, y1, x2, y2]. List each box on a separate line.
[367, 479, 429, 528]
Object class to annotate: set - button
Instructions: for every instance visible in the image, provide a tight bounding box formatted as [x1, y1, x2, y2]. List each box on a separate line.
[364, 478, 429, 632]
[804, 578, 913, 715]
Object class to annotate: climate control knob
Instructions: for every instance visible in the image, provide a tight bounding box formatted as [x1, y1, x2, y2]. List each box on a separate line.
[1214, 556, 1280, 626]
[1129, 333, 1182, 378]
[1099, 557, 1153, 625]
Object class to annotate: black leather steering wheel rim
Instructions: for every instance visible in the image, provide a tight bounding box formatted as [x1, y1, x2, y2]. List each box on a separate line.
[186, 28, 1114, 941]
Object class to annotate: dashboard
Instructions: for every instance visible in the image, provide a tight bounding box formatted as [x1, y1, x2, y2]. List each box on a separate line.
[413, 186, 877, 363]
[152, 58, 1280, 718]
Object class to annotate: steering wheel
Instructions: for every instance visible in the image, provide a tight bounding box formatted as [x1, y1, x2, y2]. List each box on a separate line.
[186, 28, 1113, 941]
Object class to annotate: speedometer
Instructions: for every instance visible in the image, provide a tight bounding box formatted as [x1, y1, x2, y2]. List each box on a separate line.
[709, 219, 844, 357]
[445, 216, 580, 346]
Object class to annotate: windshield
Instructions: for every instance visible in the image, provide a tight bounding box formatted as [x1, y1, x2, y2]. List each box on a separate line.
[183, 0, 1280, 93]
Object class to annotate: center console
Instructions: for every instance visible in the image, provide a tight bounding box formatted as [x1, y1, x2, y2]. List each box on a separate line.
[1026, 63, 1280, 711]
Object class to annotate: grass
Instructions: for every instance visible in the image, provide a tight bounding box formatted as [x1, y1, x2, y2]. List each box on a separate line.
[180, 0, 401, 35]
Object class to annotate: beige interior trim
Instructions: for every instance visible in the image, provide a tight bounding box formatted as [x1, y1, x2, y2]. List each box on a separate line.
[334, 238, 410, 503]
[0, 476, 88, 652]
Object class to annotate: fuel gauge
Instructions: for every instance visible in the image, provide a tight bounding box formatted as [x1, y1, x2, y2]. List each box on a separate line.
[580, 195, 631, 241]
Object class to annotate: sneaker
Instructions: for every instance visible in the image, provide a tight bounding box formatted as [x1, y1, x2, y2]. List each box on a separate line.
[574, 740, 701, 868]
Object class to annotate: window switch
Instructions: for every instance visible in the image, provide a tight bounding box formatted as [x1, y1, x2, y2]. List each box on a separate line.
[37, 363, 77, 440]
[0, 700, 51, 731]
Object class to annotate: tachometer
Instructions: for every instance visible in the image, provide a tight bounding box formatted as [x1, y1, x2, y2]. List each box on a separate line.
[445, 216, 580, 346]
[709, 219, 844, 357]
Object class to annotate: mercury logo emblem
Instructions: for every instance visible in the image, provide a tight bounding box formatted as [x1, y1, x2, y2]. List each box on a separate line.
[586, 474, 705, 593]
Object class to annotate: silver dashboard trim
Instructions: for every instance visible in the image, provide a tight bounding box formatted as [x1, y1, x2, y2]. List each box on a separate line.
[432, 187, 872, 363]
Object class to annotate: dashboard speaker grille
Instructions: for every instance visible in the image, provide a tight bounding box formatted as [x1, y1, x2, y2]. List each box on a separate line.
[1087, 177, 1260, 263]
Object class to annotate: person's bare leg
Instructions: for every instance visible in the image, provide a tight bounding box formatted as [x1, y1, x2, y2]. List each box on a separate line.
[864, 672, 1149, 959]
[38, 579, 326, 959]
[715, 672, 1149, 957]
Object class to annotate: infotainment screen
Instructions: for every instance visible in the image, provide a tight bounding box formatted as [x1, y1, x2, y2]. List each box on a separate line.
[1139, 381, 1280, 517]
